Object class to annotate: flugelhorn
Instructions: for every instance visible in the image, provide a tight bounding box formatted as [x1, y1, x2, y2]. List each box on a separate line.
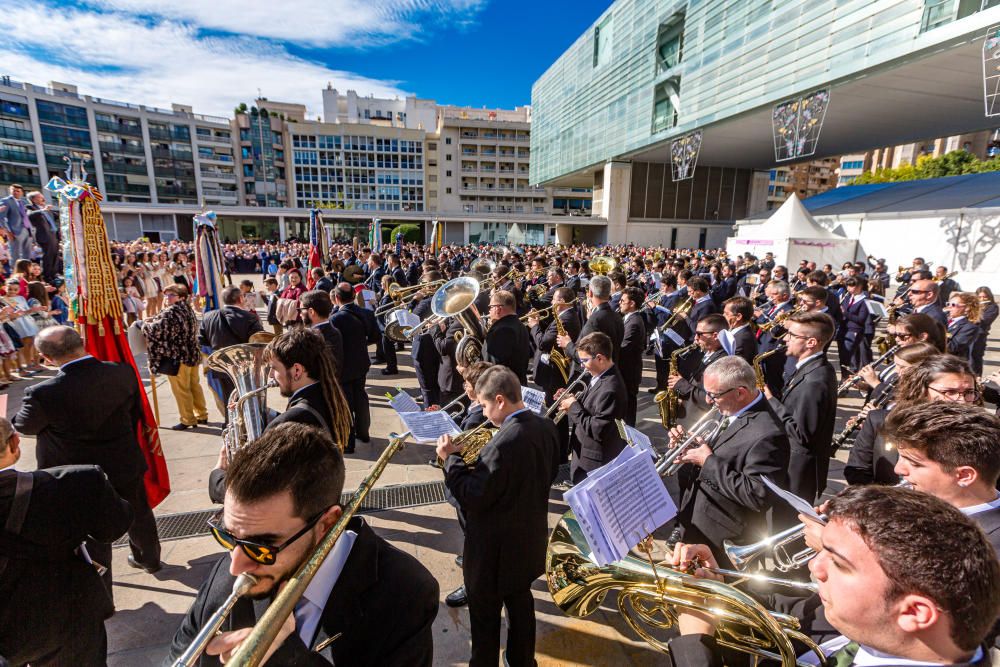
[655, 406, 723, 476]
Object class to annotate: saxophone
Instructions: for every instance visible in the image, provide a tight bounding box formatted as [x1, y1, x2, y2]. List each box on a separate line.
[752, 344, 786, 390]
[550, 309, 572, 384]
[664, 342, 699, 428]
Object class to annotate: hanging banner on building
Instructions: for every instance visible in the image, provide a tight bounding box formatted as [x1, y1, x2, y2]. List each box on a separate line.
[670, 130, 703, 181]
[983, 25, 1000, 116]
[772, 89, 830, 162]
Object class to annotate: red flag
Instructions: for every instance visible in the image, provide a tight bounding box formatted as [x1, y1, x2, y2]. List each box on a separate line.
[306, 244, 321, 290]
[82, 317, 171, 508]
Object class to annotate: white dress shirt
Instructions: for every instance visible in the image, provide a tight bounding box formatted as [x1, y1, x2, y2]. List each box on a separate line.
[293, 529, 358, 647]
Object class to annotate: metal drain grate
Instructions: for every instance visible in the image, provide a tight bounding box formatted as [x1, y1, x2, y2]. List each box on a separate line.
[116, 463, 572, 546]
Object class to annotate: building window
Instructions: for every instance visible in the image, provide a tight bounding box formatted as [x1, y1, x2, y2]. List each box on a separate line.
[428, 142, 437, 150]
[445, 137, 452, 145]
[593, 14, 613, 68]
[429, 190, 437, 198]
[652, 78, 680, 133]
[446, 187, 452, 194]
[446, 154, 452, 161]
[429, 174, 437, 182]
[446, 170, 452, 177]
[656, 17, 684, 71]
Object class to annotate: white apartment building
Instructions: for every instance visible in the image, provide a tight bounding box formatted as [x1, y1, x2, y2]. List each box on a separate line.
[321, 87, 437, 131]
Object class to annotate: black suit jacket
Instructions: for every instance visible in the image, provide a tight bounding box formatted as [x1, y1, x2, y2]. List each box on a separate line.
[164, 517, 439, 666]
[0, 466, 132, 665]
[917, 303, 949, 329]
[329, 307, 371, 382]
[568, 366, 628, 479]
[844, 409, 898, 486]
[312, 320, 345, 376]
[948, 318, 980, 368]
[566, 302, 624, 365]
[677, 397, 790, 559]
[483, 313, 530, 384]
[769, 355, 838, 502]
[199, 306, 264, 350]
[674, 349, 726, 409]
[444, 410, 560, 598]
[13, 357, 146, 489]
[619, 313, 646, 392]
[342, 303, 379, 345]
[685, 298, 719, 339]
[409, 297, 440, 368]
[730, 325, 757, 365]
[530, 308, 581, 390]
[26, 205, 58, 248]
[432, 318, 465, 396]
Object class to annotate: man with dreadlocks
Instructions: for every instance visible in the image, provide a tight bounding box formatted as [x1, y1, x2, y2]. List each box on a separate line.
[208, 327, 352, 504]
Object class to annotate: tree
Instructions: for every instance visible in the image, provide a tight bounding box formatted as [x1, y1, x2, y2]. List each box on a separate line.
[234, 102, 248, 115]
[387, 223, 421, 243]
[852, 149, 1000, 184]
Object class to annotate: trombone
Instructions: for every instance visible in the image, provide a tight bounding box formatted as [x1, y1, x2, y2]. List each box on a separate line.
[374, 280, 444, 316]
[519, 304, 556, 323]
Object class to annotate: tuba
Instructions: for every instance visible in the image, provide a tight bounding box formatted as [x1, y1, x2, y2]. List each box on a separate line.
[207, 343, 272, 461]
[431, 276, 486, 367]
[546, 511, 823, 664]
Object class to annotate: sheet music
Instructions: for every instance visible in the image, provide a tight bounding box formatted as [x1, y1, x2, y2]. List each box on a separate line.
[762, 476, 825, 522]
[719, 329, 735, 356]
[395, 310, 421, 329]
[664, 328, 685, 347]
[361, 289, 377, 309]
[521, 386, 546, 414]
[396, 410, 461, 444]
[389, 390, 421, 414]
[564, 446, 677, 566]
[866, 300, 888, 318]
[618, 421, 655, 457]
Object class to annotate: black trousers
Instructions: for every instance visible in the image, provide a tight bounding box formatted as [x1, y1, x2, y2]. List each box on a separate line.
[467, 586, 537, 667]
[625, 384, 639, 426]
[88, 477, 161, 601]
[340, 377, 370, 448]
[654, 355, 669, 390]
[39, 243, 59, 283]
[413, 356, 441, 408]
[543, 383, 570, 463]
[380, 334, 398, 371]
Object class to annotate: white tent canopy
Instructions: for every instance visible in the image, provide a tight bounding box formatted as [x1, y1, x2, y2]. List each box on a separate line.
[727, 193, 857, 269]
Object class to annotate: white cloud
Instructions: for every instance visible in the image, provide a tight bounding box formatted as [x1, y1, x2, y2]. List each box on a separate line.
[0, 3, 472, 118]
[84, 0, 486, 47]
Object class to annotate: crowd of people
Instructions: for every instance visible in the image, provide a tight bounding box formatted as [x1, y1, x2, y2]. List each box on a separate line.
[2, 214, 1000, 667]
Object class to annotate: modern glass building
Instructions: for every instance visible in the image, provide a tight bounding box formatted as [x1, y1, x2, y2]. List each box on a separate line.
[531, 0, 1000, 244]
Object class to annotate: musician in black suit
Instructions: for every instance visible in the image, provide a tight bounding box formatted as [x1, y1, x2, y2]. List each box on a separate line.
[432, 316, 466, 405]
[666, 485, 1000, 667]
[934, 266, 960, 307]
[684, 276, 718, 338]
[0, 418, 133, 666]
[755, 282, 796, 397]
[721, 296, 757, 365]
[669, 314, 727, 418]
[330, 283, 374, 452]
[409, 271, 443, 408]
[905, 279, 948, 329]
[299, 290, 345, 376]
[482, 289, 530, 385]
[671, 356, 789, 566]
[200, 285, 265, 413]
[560, 275, 624, 367]
[529, 287, 580, 402]
[765, 311, 838, 504]
[12, 325, 162, 590]
[945, 292, 984, 373]
[169, 423, 439, 666]
[806, 269, 844, 333]
[837, 277, 875, 376]
[618, 287, 648, 426]
[437, 366, 560, 667]
[559, 333, 628, 484]
[648, 274, 686, 392]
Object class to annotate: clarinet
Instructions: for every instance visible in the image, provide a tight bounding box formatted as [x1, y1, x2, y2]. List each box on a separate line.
[831, 376, 898, 450]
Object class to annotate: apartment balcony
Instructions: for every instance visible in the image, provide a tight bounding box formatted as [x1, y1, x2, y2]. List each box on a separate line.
[460, 131, 478, 138]
[0, 126, 33, 142]
[196, 133, 232, 146]
[100, 141, 146, 156]
[158, 186, 198, 197]
[515, 135, 530, 142]
[481, 149, 497, 157]
[0, 148, 37, 164]
[105, 183, 152, 195]
[200, 169, 236, 181]
[148, 128, 191, 142]
[96, 120, 142, 136]
[37, 110, 89, 128]
[152, 147, 194, 161]
[480, 166, 497, 173]
[199, 153, 234, 164]
[201, 187, 238, 199]
[154, 166, 196, 179]
[103, 162, 149, 175]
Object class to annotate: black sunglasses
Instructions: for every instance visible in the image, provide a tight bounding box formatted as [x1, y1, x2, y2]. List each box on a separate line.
[208, 506, 330, 565]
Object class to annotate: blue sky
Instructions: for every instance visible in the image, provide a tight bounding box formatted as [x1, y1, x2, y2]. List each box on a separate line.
[0, 0, 611, 118]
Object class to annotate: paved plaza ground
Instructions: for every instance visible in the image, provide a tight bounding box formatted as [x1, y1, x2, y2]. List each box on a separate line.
[4, 276, 998, 666]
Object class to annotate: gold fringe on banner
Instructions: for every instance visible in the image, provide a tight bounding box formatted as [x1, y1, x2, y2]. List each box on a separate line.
[80, 194, 124, 335]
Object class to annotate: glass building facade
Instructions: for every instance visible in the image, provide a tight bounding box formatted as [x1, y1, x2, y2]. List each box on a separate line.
[530, 0, 1000, 185]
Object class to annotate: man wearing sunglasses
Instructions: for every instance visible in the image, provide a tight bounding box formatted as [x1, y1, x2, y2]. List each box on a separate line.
[903, 279, 948, 329]
[667, 314, 727, 427]
[167, 422, 439, 665]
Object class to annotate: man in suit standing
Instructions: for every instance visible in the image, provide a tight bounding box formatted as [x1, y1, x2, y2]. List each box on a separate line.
[298, 290, 345, 376]
[766, 311, 838, 504]
[330, 283, 375, 453]
[528, 286, 580, 462]
[934, 265, 960, 307]
[559, 333, 628, 484]
[310, 267, 334, 294]
[0, 183, 32, 262]
[648, 273, 686, 393]
[0, 417, 133, 666]
[618, 287, 647, 426]
[559, 275, 623, 368]
[671, 356, 789, 567]
[722, 296, 757, 365]
[169, 423, 439, 665]
[755, 280, 796, 398]
[200, 285, 265, 415]
[409, 271, 443, 408]
[685, 276, 718, 337]
[668, 314, 728, 420]
[387, 252, 408, 287]
[838, 277, 875, 377]
[482, 289, 530, 385]
[437, 366, 560, 667]
[904, 279, 948, 329]
[25, 190, 60, 282]
[12, 326, 162, 591]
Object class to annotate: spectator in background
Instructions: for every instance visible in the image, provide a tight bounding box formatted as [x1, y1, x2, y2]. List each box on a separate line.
[0, 184, 32, 262]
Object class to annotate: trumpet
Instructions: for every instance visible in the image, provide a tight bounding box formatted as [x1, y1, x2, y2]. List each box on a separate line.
[725, 480, 911, 572]
[519, 304, 556, 323]
[546, 370, 590, 424]
[655, 407, 724, 476]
